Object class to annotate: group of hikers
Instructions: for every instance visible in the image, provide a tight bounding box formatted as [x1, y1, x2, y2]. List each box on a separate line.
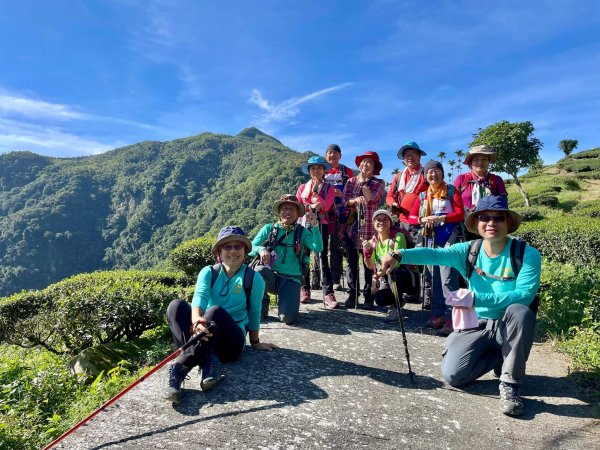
[163, 141, 541, 418]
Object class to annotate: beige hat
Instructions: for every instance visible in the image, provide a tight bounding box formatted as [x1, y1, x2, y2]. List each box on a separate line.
[372, 209, 394, 222]
[273, 194, 305, 216]
[464, 145, 498, 166]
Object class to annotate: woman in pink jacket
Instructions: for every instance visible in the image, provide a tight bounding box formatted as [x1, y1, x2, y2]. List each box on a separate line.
[296, 156, 338, 309]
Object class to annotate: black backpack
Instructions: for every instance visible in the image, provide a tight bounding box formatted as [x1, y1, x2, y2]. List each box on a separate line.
[465, 238, 539, 313]
[210, 263, 255, 318]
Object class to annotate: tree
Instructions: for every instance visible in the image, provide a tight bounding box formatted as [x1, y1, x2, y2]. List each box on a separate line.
[437, 151, 446, 163]
[447, 159, 456, 183]
[391, 168, 401, 175]
[455, 149, 465, 174]
[558, 139, 578, 157]
[470, 120, 542, 207]
[530, 157, 544, 174]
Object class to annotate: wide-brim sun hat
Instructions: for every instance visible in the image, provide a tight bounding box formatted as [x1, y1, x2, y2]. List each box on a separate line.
[273, 194, 306, 216]
[211, 226, 253, 256]
[464, 195, 522, 235]
[463, 144, 498, 166]
[397, 141, 427, 159]
[372, 209, 393, 222]
[301, 155, 332, 175]
[355, 150, 383, 175]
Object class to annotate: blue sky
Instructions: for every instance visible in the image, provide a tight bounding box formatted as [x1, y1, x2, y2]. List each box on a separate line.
[1, 0, 599, 181]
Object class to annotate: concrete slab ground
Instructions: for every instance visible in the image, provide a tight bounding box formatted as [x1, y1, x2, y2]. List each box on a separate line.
[56, 295, 598, 450]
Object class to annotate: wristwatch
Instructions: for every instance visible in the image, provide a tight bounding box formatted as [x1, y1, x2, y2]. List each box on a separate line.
[389, 251, 401, 262]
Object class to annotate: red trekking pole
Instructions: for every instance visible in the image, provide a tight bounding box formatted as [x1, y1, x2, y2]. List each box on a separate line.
[43, 321, 216, 450]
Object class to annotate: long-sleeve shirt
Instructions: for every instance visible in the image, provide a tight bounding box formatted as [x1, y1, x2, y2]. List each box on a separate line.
[342, 176, 386, 244]
[400, 239, 541, 320]
[295, 180, 336, 225]
[453, 172, 507, 212]
[191, 263, 265, 334]
[250, 223, 323, 282]
[386, 168, 428, 224]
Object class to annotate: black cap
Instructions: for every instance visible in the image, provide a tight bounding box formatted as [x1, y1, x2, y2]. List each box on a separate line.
[326, 144, 341, 154]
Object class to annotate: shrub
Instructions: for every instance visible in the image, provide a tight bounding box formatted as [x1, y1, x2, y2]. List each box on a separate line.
[170, 235, 217, 278]
[0, 270, 184, 354]
[531, 193, 559, 207]
[571, 199, 600, 218]
[513, 207, 545, 222]
[514, 216, 600, 266]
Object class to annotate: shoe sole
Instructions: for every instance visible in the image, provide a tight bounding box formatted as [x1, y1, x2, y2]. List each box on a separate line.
[163, 390, 181, 404]
[201, 373, 225, 392]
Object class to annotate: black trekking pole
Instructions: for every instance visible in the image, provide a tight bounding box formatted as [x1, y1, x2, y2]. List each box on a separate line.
[43, 322, 216, 450]
[389, 269, 415, 384]
[312, 208, 327, 309]
[355, 204, 365, 310]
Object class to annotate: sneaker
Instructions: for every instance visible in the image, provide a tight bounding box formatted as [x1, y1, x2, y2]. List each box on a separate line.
[384, 307, 399, 323]
[333, 283, 343, 291]
[425, 315, 445, 329]
[300, 287, 311, 304]
[199, 354, 217, 392]
[163, 363, 190, 404]
[359, 302, 375, 311]
[324, 293, 339, 309]
[499, 381, 524, 416]
[438, 319, 454, 336]
[344, 297, 356, 308]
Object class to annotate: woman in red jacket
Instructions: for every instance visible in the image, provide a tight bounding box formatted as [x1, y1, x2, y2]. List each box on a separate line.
[409, 160, 465, 335]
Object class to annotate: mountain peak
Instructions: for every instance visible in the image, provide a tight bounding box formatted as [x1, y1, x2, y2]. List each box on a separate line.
[237, 127, 283, 145]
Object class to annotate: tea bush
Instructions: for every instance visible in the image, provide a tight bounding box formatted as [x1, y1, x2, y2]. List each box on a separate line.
[571, 199, 600, 218]
[170, 235, 217, 278]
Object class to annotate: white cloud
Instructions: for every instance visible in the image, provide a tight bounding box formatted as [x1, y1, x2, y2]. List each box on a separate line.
[0, 94, 87, 120]
[249, 83, 353, 125]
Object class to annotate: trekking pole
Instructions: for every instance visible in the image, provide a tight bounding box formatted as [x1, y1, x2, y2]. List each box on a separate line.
[390, 269, 415, 383]
[355, 204, 364, 310]
[312, 208, 327, 309]
[43, 322, 216, 450]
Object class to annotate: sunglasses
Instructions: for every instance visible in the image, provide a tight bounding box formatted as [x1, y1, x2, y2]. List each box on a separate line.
[478, 214, 507, 223]
[222, 243, 245, 251]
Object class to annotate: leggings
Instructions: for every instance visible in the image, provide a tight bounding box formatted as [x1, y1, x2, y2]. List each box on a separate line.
[166, 300, 245, 369]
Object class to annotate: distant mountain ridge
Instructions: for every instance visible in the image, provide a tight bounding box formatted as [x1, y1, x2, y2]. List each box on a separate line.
[0, 128, 310, 296]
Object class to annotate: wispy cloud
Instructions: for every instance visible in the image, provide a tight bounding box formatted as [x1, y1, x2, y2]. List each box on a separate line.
[0, 94, 87, 120]
[249, 83, 353, 125]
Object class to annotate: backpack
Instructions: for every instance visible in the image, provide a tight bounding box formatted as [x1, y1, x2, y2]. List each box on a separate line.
[210, 263, 255, 319]
[371, 226, 415, 250]
[465, 238, 539, 313]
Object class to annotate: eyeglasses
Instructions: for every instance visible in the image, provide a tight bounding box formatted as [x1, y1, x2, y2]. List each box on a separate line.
[478, 214, 507, 223]
[374, 217, 390, 223]
[222, 243, 245, 251]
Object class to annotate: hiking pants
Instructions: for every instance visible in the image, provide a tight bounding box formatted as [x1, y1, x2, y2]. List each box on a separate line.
[329, 232, 344, 285]
[441, 303, 536, 386]
[166, 300, 245, 369]
[426, 264, 459, 319]
[343, 234, 374, 303]
[254, 265, 300, 324]
[304, 225, 334, 295]
[374, 268, 415, 307]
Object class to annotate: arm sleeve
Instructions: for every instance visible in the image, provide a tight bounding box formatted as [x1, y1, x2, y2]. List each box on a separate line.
[303, 227, 323, 253]
[408, 195, 422, 225]
[191, 266, 213, 310]
[444, 186, 465, 223]
[250, 224, 270, 256]
[453, 174, 464, 191]
[370, 179, 386, 204]
[474, 246, 541, 309]
[342, 178, 356, 203]
[386, 174, 400, 207]
[246, 271, 266, 332]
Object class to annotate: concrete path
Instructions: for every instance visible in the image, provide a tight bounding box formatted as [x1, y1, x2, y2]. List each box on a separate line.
[56, 294, 598, 449]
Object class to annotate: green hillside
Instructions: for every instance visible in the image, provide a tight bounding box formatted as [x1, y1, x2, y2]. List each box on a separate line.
[0, 128, 309, 296]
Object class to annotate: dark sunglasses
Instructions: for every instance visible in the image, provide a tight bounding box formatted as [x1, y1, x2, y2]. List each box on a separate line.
[222, 243, 245, 251]
[478, 214, 507, 223]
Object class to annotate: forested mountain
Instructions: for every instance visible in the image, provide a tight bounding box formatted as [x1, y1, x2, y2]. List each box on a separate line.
[0, 128, 310, 296]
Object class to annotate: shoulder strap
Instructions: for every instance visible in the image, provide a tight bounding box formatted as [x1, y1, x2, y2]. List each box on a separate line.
[339, 164, 349, 185]
[210, 263, 221, 287]
[293, 224, 304, 256]
[447, 184, 454, 198]
[466, 239, 483, 279]
[510, 238, 526, 277]
[243, 265, 254, 316]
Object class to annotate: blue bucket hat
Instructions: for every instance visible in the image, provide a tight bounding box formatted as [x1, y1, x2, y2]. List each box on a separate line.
[211, 226, 253, 255]
[464, 195, 522, 235]
[397, 141, 427, 159]
[301, 156, 332, 175]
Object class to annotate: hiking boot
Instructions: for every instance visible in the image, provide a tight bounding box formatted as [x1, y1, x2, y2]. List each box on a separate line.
[438, 319, 454, 336]
[300, 287, 311, 304]
[163, 363, 191, 404]
[359, 301, 375, 311]
[384, 307, 399, 323]
[425, 315, 445, 329]
[324, 293, 339, 309]
[344, 296, 356, 308]
[499, 381, 524, 416]
[333, 283, 343, 291]
[199, 354, 218, 392]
